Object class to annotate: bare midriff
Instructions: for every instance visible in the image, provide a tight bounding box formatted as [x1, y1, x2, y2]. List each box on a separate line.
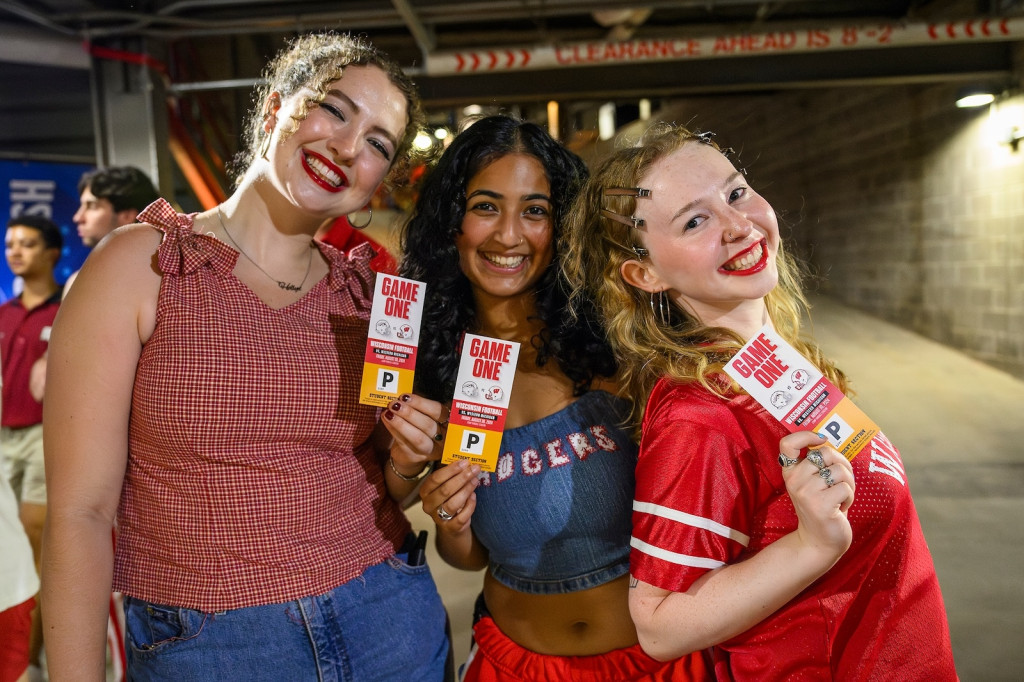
[483, 571, 638, 656]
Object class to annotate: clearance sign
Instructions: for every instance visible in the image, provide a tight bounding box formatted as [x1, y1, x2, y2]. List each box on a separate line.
[724, 325, 879, 461]
[426, 17, 1023, 75]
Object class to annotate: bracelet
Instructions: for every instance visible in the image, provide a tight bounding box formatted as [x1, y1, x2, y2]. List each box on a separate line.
[388, 456, 429, 482]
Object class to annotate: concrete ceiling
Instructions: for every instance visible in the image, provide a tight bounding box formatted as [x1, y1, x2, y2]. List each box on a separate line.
[2, 0, 1022, 161]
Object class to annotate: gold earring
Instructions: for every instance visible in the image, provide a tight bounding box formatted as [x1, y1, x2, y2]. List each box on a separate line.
[650, 290, 671, 326]
[348, 209, 372, 230]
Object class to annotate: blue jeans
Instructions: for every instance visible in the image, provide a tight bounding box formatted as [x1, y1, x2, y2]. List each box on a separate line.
[124, 551, 449, 681]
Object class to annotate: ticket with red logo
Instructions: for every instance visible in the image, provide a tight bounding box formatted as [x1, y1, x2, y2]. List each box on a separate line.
[359, 274, 426, 407]
[723, 324, 879, 460]
[441, 333, 520, 472]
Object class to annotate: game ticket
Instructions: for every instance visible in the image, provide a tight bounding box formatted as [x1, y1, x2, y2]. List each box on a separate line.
[359, 274, 426, 407]
[723, 324, 879, 460]
[441, 333, 520, 472]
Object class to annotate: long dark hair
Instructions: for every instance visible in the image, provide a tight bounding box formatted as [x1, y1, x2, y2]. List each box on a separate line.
[400, 114, 616, 401]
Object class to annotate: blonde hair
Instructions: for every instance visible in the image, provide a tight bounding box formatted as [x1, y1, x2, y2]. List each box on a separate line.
[562, 123, 847, 435]
[234, 32, 425, 186]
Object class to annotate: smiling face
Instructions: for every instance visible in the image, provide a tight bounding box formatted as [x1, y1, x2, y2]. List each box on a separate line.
[624, 141, 780, 329]
[455, 153, 555, 303]
[264, 65, 409, 218]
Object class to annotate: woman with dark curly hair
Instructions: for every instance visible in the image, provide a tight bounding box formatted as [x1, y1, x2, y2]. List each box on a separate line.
[386, 115, 708, 681]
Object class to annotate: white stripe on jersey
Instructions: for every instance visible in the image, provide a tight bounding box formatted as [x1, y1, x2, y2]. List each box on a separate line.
[633, 500, 750, 546]
[630, 537, 726, 570]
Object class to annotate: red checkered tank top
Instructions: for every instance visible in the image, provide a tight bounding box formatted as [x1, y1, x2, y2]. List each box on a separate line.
[113, 199, 410, 611]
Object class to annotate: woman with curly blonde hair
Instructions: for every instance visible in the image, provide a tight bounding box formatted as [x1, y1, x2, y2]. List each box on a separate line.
[562, 124, 956, 681]
[42, 33, 450, 681]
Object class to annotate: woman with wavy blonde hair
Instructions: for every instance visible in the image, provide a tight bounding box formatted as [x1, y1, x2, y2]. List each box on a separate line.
[562, 124, 956, 681]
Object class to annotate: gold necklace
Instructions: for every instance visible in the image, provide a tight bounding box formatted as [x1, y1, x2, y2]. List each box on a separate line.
[216, 207, 313, 292]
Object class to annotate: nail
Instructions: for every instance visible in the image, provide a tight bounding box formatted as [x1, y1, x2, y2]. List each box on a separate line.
[816, 433, 826, 439]
[400, 394, 411, 402]
[391, 402, 401, 411]
[383, 411, 394, 421]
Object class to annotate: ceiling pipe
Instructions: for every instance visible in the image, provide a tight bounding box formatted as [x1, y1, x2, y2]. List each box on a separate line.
[391, 0, 436, 54]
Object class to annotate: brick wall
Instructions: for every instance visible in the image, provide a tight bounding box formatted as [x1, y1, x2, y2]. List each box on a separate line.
[621, 75, 1024, 379]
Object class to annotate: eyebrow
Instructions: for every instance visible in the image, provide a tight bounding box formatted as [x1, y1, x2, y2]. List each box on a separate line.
[324, 88, 400, 150]
[669, 171, 745, 223]
[466, 189, 552, 203]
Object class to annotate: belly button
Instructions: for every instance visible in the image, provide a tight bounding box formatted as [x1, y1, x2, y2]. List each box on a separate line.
[571, 621, 589, 633]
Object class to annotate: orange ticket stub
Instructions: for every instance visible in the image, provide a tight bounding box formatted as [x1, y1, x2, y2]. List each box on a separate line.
[441, 333, 520, 472]
[723, 324, 879, 460]
[359, 274, 426, 407]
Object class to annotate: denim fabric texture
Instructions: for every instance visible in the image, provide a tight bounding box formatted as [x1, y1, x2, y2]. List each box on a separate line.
[123, 547, 449, 681]
[471, 390, 638, 594]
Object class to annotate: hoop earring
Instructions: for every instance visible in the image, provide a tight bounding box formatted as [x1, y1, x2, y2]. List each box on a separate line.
[348, 209, 372, 230]
[259, 133, 272, 161]
[650, 290, 671, 326]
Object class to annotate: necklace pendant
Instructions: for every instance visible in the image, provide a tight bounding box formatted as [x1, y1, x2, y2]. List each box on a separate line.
[277, 281, 302, 292]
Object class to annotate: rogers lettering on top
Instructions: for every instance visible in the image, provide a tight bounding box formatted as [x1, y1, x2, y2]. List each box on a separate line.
[724, 324, 879, 460]
[441, 333, 521, 472]
[359, 274, 426, 407]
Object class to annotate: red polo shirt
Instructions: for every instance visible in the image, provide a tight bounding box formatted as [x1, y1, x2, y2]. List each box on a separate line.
[0, 291, 60, 428]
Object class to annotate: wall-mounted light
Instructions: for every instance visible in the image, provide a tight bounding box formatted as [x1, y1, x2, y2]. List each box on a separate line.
[955, 86, 997, 108]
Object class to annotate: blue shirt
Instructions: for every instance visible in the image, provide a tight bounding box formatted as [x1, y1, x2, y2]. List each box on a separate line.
[471, 390, 637, 594]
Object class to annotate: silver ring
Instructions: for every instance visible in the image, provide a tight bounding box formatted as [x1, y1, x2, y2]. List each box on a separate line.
[436, 505, 454, 521]
[819, 467, 836, 487]
[778, 453, 799, 468]
[433, 431, 444, 442]
[806, 451, 826, 470]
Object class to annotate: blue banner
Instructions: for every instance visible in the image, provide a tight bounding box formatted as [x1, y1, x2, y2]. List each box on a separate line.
[0, 160, 94, 303]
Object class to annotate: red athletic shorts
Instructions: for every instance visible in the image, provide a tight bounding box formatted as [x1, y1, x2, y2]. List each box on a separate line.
[0, 596, 34, 682]
[461, 615, 710, 681]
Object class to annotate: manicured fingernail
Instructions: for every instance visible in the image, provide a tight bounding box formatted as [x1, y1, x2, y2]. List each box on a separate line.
[383, 411, 394, 421]
[400, 394, 411, 402]
[391, 402, 401, 411]
[816, 433, 826, 439]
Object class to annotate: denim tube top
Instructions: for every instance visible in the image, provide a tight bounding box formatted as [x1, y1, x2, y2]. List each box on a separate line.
[470, 390, 638, 594]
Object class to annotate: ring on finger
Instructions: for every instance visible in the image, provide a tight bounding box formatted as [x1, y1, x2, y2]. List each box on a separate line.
[778, 453, 799, 468]
[436, 505, 454, 521]
[819, 467, 836, 487]
[433, 430, 444, 442]
[806, 451, 826, 470]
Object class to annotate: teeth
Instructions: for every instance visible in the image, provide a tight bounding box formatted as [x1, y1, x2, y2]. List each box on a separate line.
[305, 154, 342, 187]
[724, 243, 763, 271]
[483, 254, 525, 268]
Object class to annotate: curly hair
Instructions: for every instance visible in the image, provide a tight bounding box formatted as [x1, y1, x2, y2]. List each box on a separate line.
[561, 123, 847, 436]
[232, 32, 425, 186]
[400, 114, 617, 402]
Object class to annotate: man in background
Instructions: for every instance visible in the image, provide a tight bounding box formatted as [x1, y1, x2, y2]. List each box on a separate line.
[66, 165, 159, 293]
[29, 165, 159, 400]
[0, 215, 62, 682]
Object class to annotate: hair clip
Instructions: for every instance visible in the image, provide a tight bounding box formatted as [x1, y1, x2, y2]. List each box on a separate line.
[600, 209, 645, 229]
[601, 187, 651, 230]
[631, 245, 649, 258]
[604, 187, 651, 198]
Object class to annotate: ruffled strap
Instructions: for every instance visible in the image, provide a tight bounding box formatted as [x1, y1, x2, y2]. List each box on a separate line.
[136, 198, 233, 277]
[320, 240, 376, 311]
